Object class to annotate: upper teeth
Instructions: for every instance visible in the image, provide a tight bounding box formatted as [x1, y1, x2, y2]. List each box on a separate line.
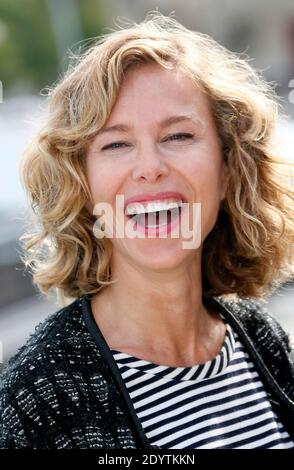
[125, 199, 183, 216]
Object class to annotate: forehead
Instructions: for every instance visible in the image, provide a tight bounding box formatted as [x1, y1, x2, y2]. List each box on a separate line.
[105, 63, 211, 125]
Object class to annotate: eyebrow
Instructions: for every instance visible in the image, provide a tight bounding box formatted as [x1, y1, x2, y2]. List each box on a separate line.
[96, 114, 204, 136]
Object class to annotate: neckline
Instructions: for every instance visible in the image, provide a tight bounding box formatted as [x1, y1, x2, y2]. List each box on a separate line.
[110, 315, 235, 382]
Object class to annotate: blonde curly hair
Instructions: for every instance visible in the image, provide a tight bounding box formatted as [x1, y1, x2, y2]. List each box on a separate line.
[19, 11, 294, 305]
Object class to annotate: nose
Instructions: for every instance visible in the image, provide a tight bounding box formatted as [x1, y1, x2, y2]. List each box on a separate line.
[131, 143, 170, 183]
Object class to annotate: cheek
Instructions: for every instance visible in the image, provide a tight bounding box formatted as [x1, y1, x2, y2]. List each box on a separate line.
[85, 157, 123, 204]
[182, 149, 224, 198]
[86, 168, 100, 201]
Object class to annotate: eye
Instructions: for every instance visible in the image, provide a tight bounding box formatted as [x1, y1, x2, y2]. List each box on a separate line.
[101, 141, 129, 151]
[165, 133, 194, 142]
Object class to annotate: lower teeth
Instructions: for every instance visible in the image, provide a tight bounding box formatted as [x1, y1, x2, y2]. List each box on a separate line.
[133, 208, 180, 228]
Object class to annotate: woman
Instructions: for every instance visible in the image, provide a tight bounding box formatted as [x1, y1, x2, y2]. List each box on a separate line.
[0, 12, 294, 449]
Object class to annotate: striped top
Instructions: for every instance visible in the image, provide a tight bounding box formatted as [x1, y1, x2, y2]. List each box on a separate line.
[110, 315, 294, 449]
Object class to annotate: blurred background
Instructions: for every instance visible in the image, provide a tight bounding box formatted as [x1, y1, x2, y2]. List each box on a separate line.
[0, 0, 293, 366]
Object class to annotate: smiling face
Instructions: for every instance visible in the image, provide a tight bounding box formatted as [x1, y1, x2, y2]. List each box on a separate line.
[85, 63, 228, 272]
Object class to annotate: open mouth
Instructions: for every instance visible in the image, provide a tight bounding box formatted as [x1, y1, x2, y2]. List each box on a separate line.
[123, 196, 188, 236]
[126, 206, 182, 228]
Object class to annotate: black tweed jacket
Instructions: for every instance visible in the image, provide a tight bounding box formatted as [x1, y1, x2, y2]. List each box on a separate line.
[0, 294, 293, 449]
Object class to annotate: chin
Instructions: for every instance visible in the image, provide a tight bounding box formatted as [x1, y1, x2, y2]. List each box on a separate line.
[130, 242, 194, 271]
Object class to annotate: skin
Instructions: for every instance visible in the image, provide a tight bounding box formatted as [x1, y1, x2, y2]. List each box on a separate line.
[85, 63, 229, 367]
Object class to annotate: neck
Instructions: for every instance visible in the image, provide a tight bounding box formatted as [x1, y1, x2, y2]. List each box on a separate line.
[90, 255, 225, 367]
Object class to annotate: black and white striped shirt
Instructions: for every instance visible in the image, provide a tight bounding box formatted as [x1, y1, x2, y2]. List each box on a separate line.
[111, 316, 294, 449]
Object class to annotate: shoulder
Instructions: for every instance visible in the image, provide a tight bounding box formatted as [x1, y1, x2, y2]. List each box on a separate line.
[216, 295, 293, 354]
[1, 296, 90, 382]
[214, 295, 294, 399]
[0, 296, 107, 448]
